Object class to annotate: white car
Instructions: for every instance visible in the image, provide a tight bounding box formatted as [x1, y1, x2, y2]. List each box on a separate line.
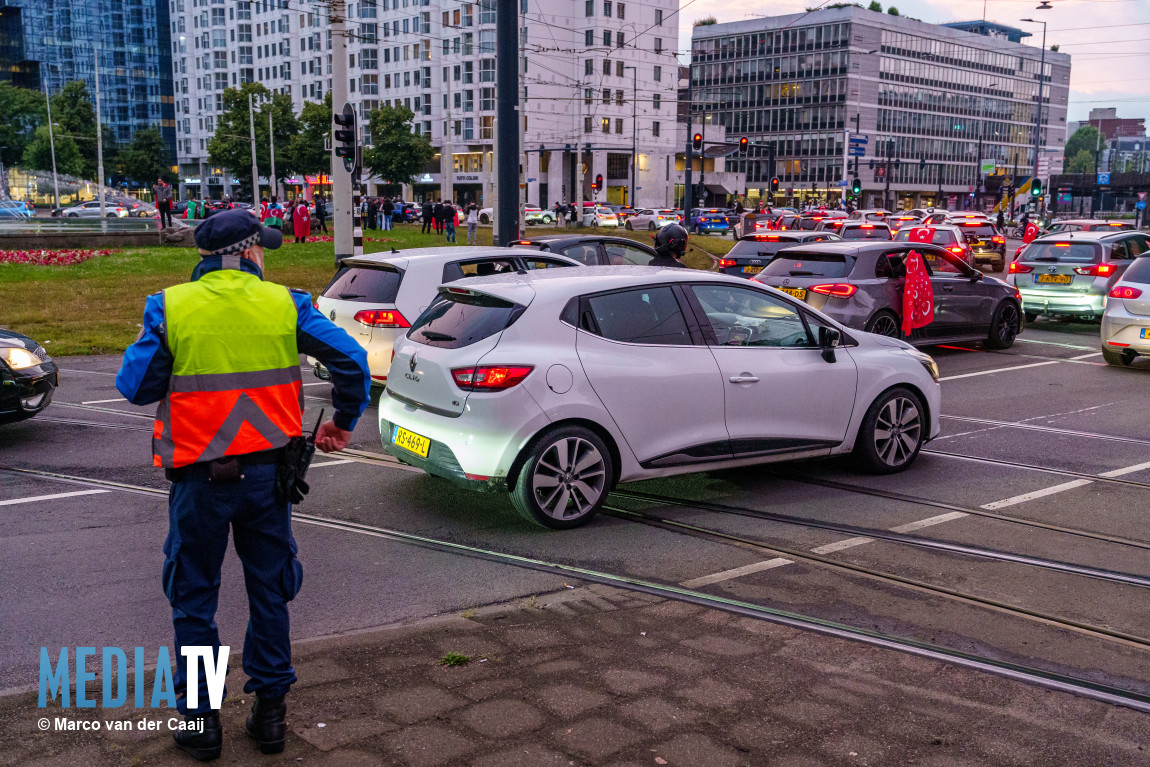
[625, 208, 680, 231]
[582, 206, 619, 228]
[379, 267, 942, 529]
[60, 201, 129, 218]
[1100, 255, 1150, 366]
[309, 247, 582, 386]
[476, 206, 555, 225]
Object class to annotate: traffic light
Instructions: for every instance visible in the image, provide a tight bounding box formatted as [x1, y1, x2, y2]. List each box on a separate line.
[592, 174, 603, 191]
[851, 177, 862, 196]
[333, 102, 358, 174]
[739, 137, 749, 155]
[692, 133, 703, 152]
[770, 176, 780, 194]
[1030, 178, 1043, 198]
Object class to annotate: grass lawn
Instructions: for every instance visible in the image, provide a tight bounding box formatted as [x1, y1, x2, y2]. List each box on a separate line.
[0, 223, 736, 356]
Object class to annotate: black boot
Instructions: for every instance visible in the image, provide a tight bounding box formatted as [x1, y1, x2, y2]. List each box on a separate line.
[245, 695, 287, 754]
[173, 711, 222, 762]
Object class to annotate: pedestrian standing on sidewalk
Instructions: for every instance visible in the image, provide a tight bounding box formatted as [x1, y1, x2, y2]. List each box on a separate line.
[381, 197, 394, 231]
[421, 199, 433, 234]
[154, 177, 174, 229]
[314, 195, 328, 233]
[445, 203, 458, 243]
[115, 210, 370, 762]
[292, 199, 311, 244]
[432, 199, 444, 235]
[265, 197, 284, 230]
[466, 203, 479, 245]
[184, 196, 199, 221]
[366, 197, 379, 232]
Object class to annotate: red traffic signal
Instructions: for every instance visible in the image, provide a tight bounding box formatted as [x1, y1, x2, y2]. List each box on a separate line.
[739, 137, 749, 154]
[592, 174, 603, 191]
[692, 133, 703, 152]
[770, 176, 780, 193]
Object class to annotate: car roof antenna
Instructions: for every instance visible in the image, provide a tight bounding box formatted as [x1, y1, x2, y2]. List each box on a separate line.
[391, 247, 400, 253]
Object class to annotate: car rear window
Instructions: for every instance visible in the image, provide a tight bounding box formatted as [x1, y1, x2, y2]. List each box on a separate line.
[729, 238, 801, 257]
[1022, 242, 1101, 264]
[761, 252, 854, 278]
[960, 223, 997, 237]
[894, 228, 956, 245]
[841, 226, 889, 240]
[408, 292, 522, 349]
[323, 266, 403, 302]
[1121, 257, 1150, 284]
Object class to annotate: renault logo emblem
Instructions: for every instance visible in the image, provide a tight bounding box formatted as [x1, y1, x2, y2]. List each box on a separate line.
[409, 354, 418, 373]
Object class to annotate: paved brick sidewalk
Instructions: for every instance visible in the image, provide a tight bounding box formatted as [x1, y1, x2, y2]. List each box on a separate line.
[3, 584, 1147, 766]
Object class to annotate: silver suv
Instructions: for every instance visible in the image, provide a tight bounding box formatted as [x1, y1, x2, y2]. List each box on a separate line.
[1006, 231, 1150, 322]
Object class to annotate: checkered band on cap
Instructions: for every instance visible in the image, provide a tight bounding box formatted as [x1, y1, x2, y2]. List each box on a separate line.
[208, 231, 260, 256]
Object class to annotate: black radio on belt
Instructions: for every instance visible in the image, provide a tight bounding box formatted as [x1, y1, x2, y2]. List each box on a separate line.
[277, 409, 324, 504]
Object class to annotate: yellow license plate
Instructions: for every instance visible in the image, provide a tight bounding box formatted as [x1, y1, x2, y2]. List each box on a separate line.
[1141, 328, 1149, 339]
[743, 265, 764, 274]
[1036, 274, 1073, 284]
[779, 287, 807, 300]
[392, 426, 430, 458]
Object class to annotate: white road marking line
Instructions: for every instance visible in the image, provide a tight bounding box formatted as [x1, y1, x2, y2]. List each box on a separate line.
[889, 511, 969, 533]
[0, 490, 109, 506]
[980, 479, 1094, 510]
[933, 403, 1117, 440]
[59, 369, 117, 376]
[680, 558, 792, 588]
[939, 351, 1104, 381]
[810, 536, 874, 554]
[81, 398, 127, 405]
[301, 382, 330, 387]
[1016, 338, 1095, 351]
[310, 459, 356, 468]
[1099, 460, 1150, 478]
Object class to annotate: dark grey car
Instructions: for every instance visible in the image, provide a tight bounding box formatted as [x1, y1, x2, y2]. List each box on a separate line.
[752, 241, 1022, 348]
[718, 232, 841, 278]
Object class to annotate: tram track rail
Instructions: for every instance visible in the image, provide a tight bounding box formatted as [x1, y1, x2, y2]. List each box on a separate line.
[1, 465, 1148, 715]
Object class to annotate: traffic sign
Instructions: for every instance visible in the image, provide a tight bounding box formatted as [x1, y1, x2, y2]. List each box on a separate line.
[1139, 192, 1147, 201]
[1137, 200, 1146, 211]
[848, 147, 866, 157]
[837, 180, 848, 187]
[849, 135, 869, 144]
[1097, 172, 1110, 185]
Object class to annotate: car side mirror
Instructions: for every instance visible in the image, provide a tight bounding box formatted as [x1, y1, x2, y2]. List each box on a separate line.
[819, 326, 841, 363]
[970, 271, 984, 282]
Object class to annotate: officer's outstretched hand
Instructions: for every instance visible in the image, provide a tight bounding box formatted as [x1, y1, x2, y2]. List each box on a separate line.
[315, 421, 353, 453]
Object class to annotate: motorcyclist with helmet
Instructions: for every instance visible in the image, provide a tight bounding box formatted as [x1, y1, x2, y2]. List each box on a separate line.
[649, 223, 689, 268]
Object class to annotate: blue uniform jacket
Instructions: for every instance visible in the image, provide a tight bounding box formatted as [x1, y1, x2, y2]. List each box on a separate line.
[116, 256, 371, 432]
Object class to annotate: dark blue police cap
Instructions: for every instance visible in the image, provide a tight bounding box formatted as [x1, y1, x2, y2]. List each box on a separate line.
[194, 209, 283, 256]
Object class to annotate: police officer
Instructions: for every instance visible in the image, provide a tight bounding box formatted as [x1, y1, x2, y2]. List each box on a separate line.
[116, 210, 370, 761]
[649, 223, 690, 268]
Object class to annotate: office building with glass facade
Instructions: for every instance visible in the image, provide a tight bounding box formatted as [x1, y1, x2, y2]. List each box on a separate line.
[690, 7, 1070, 210]
[0, 0, 177, 162]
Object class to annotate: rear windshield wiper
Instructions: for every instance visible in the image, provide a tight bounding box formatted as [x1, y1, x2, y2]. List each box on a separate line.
[788, 270, 817, 276]
[337, 292, 366, 299]
[419, 330, 456, 341]
[1031, 257, 1058, 262]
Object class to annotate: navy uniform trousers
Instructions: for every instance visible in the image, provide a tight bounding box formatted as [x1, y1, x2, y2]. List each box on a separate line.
[163, 463, 303, 716]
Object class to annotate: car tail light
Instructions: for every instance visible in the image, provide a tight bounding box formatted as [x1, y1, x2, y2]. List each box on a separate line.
[353, 309, 410, 328]
[1109, 285, 1143, 299]
[860, 224, 875, 229]
[1074, 263, 1116, 277]
[751, 235, 781, 241]
[992, 235, 1005, 244]
[1015, 246, 1024, 257]
[718, 258, 737, 268]
[1009, 262, 1033, 274]
[809, 283, 858, 298]
[451, 365, 534, 391]
[947, 246, 966, 255]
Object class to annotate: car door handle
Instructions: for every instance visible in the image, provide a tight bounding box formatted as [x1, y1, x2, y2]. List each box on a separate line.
[729, 375, 760, 384]
[942, 285, 955, 292]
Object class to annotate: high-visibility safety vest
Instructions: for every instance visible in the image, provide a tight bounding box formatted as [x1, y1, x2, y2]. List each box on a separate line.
[152, 268, 303, 468]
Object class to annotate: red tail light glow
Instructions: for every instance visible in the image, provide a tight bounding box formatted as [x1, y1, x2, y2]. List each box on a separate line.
[809, 283, 859, 298]
[451, 365, 534, 391]
[353, 309, 410, 328]
[947, 246, 966, 255]
[1109, 285, 1143, 299]
[1074, 263, 1116, 277]
[719, 258, 737, 268]
[751, 235, 781, 241]
[992, 236, 1005, 244]
[1009, 262, 1033, 274]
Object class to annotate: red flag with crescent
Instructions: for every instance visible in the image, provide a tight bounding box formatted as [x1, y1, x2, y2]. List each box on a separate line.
[1023, 222, 1040, 243]
[901, 228, 935, 335]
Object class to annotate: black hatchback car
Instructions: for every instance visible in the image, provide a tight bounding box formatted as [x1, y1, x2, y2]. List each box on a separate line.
[0, 329, 58, 424]
[511, 235, 658, 266]
[718, 232, 841, 278]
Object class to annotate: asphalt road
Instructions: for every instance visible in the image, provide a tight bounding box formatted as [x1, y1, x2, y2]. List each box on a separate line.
[2, 315, 1148, 715]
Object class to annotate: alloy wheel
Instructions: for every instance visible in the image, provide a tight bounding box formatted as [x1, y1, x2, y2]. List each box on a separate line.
[997, 303, 1019, 346]
[531, 437, 607, 521]
[873, 396, 922, 468]
[869, 314, 900, 337]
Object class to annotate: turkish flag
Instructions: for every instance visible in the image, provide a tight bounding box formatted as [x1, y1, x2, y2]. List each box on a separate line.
[901, 249, 935, 335]
[907, 226, 934, 245]
[1023, 222, 1040, 243]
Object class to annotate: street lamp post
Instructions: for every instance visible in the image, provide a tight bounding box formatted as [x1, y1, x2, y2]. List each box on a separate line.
[44, 89, 60, 208]
[624, 65, 637, 208]
[1021, 18, 1048, 207]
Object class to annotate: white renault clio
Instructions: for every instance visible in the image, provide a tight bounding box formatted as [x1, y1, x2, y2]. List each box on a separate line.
[380, 268, 942, 529]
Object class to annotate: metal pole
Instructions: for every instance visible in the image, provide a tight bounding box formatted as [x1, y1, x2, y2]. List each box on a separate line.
[44, 87, 60, 208]
[684, 65, 694, 218]
[442, 49, 453, 208]
[268, 111, 277, 201]
[884, 139, 893, 211]
[1023, 19, 1047, 198]
[575, 87, 583, 226]
[330, 0, 353, 263]
[248, 93, 260, 202]
[494, 0, 519, 245]
[94, 47, 105, 217]
[629, 65, 637, 208]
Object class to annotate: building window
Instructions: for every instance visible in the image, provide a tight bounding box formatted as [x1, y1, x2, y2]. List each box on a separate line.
[654, 38, 663, 53]
[585, 0, 593, 16]
[603, 88, 611, 104]
[585, 87, 593, 106]
[653, 65, 661, 82]
[362, 74, 378, 94]
[585, 59, 593, 76]
[479, 59, 495, 82]
[601, 117, 610, 133]
[603, 60, 611, 76]
[652, 94, 660, 110]
[615, 60, 623, 77]
[584, 116, 593, 133]
[655, 9, 663, 25]
[463, 61, 473, 83]
[617, 3, 625, 18]
[479, 29, 495, 53]
[603, 31, 611, 46]
[617, 33, 624, 48]
[361, 48, 377, 69]
[479, 0, 495, 24]
[585, 29, 593, 46]
[615, 118, 623, 134]
[481, 115, 494, 139]
[480, 87, 494, 111]
[603, 1, 611, 16]
[652, 121, 660, 137]
[360, 23, 376, 44]
[616, 90, 623, 106]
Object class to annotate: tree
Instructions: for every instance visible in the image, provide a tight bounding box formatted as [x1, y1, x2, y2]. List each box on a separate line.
[1065, 149, 1094, 174]
[0, 83, 46, 169]
[117, 127, 176, 187]
[208, 83, 300, 195]
[693, 16, 717, 26]
[362, 104, 434, 186]
[22, 124, 86, 177]
[887, 6, 900, 15]
[1064, 125, 1101, 168]
[1050, 44, 1059, 52]
[868, 1, 883, 11]
[286, 92, 332, 179]
[52, 81, 99, 179]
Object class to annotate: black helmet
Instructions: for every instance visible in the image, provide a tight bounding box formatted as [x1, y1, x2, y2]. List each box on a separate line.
[654, 223, 688, 258]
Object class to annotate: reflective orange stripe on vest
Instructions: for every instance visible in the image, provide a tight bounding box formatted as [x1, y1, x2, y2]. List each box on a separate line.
[152, 366, 303, 468]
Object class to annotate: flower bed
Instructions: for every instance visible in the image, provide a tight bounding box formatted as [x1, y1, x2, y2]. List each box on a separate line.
[0, 248, 123, 266]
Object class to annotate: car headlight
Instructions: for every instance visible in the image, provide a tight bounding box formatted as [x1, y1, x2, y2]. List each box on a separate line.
[905, 351, 939, 383]
[0, 346, 41, 370]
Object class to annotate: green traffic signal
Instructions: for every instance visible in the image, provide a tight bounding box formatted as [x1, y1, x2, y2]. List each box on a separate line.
[1030, 180, 1043, 198]
[850, 177, 862, 196]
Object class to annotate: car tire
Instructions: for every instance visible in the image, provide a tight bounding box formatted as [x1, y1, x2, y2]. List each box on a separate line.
[479, 213, 490, 225]
[1024, 311, 1039, 324]
[68, 213, 78, 217]
[1101, 346, 1135, 366]
[648, 222, 656, 231]
[510, 425, 614, 530]
[864, 310, 900, 338]
[543, 215, 553, 224]
[991, 257, 1005, 272]
[852, 387, 926, 474]
[985, 300, 1020, 350]
[624, 221, 633, 230]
